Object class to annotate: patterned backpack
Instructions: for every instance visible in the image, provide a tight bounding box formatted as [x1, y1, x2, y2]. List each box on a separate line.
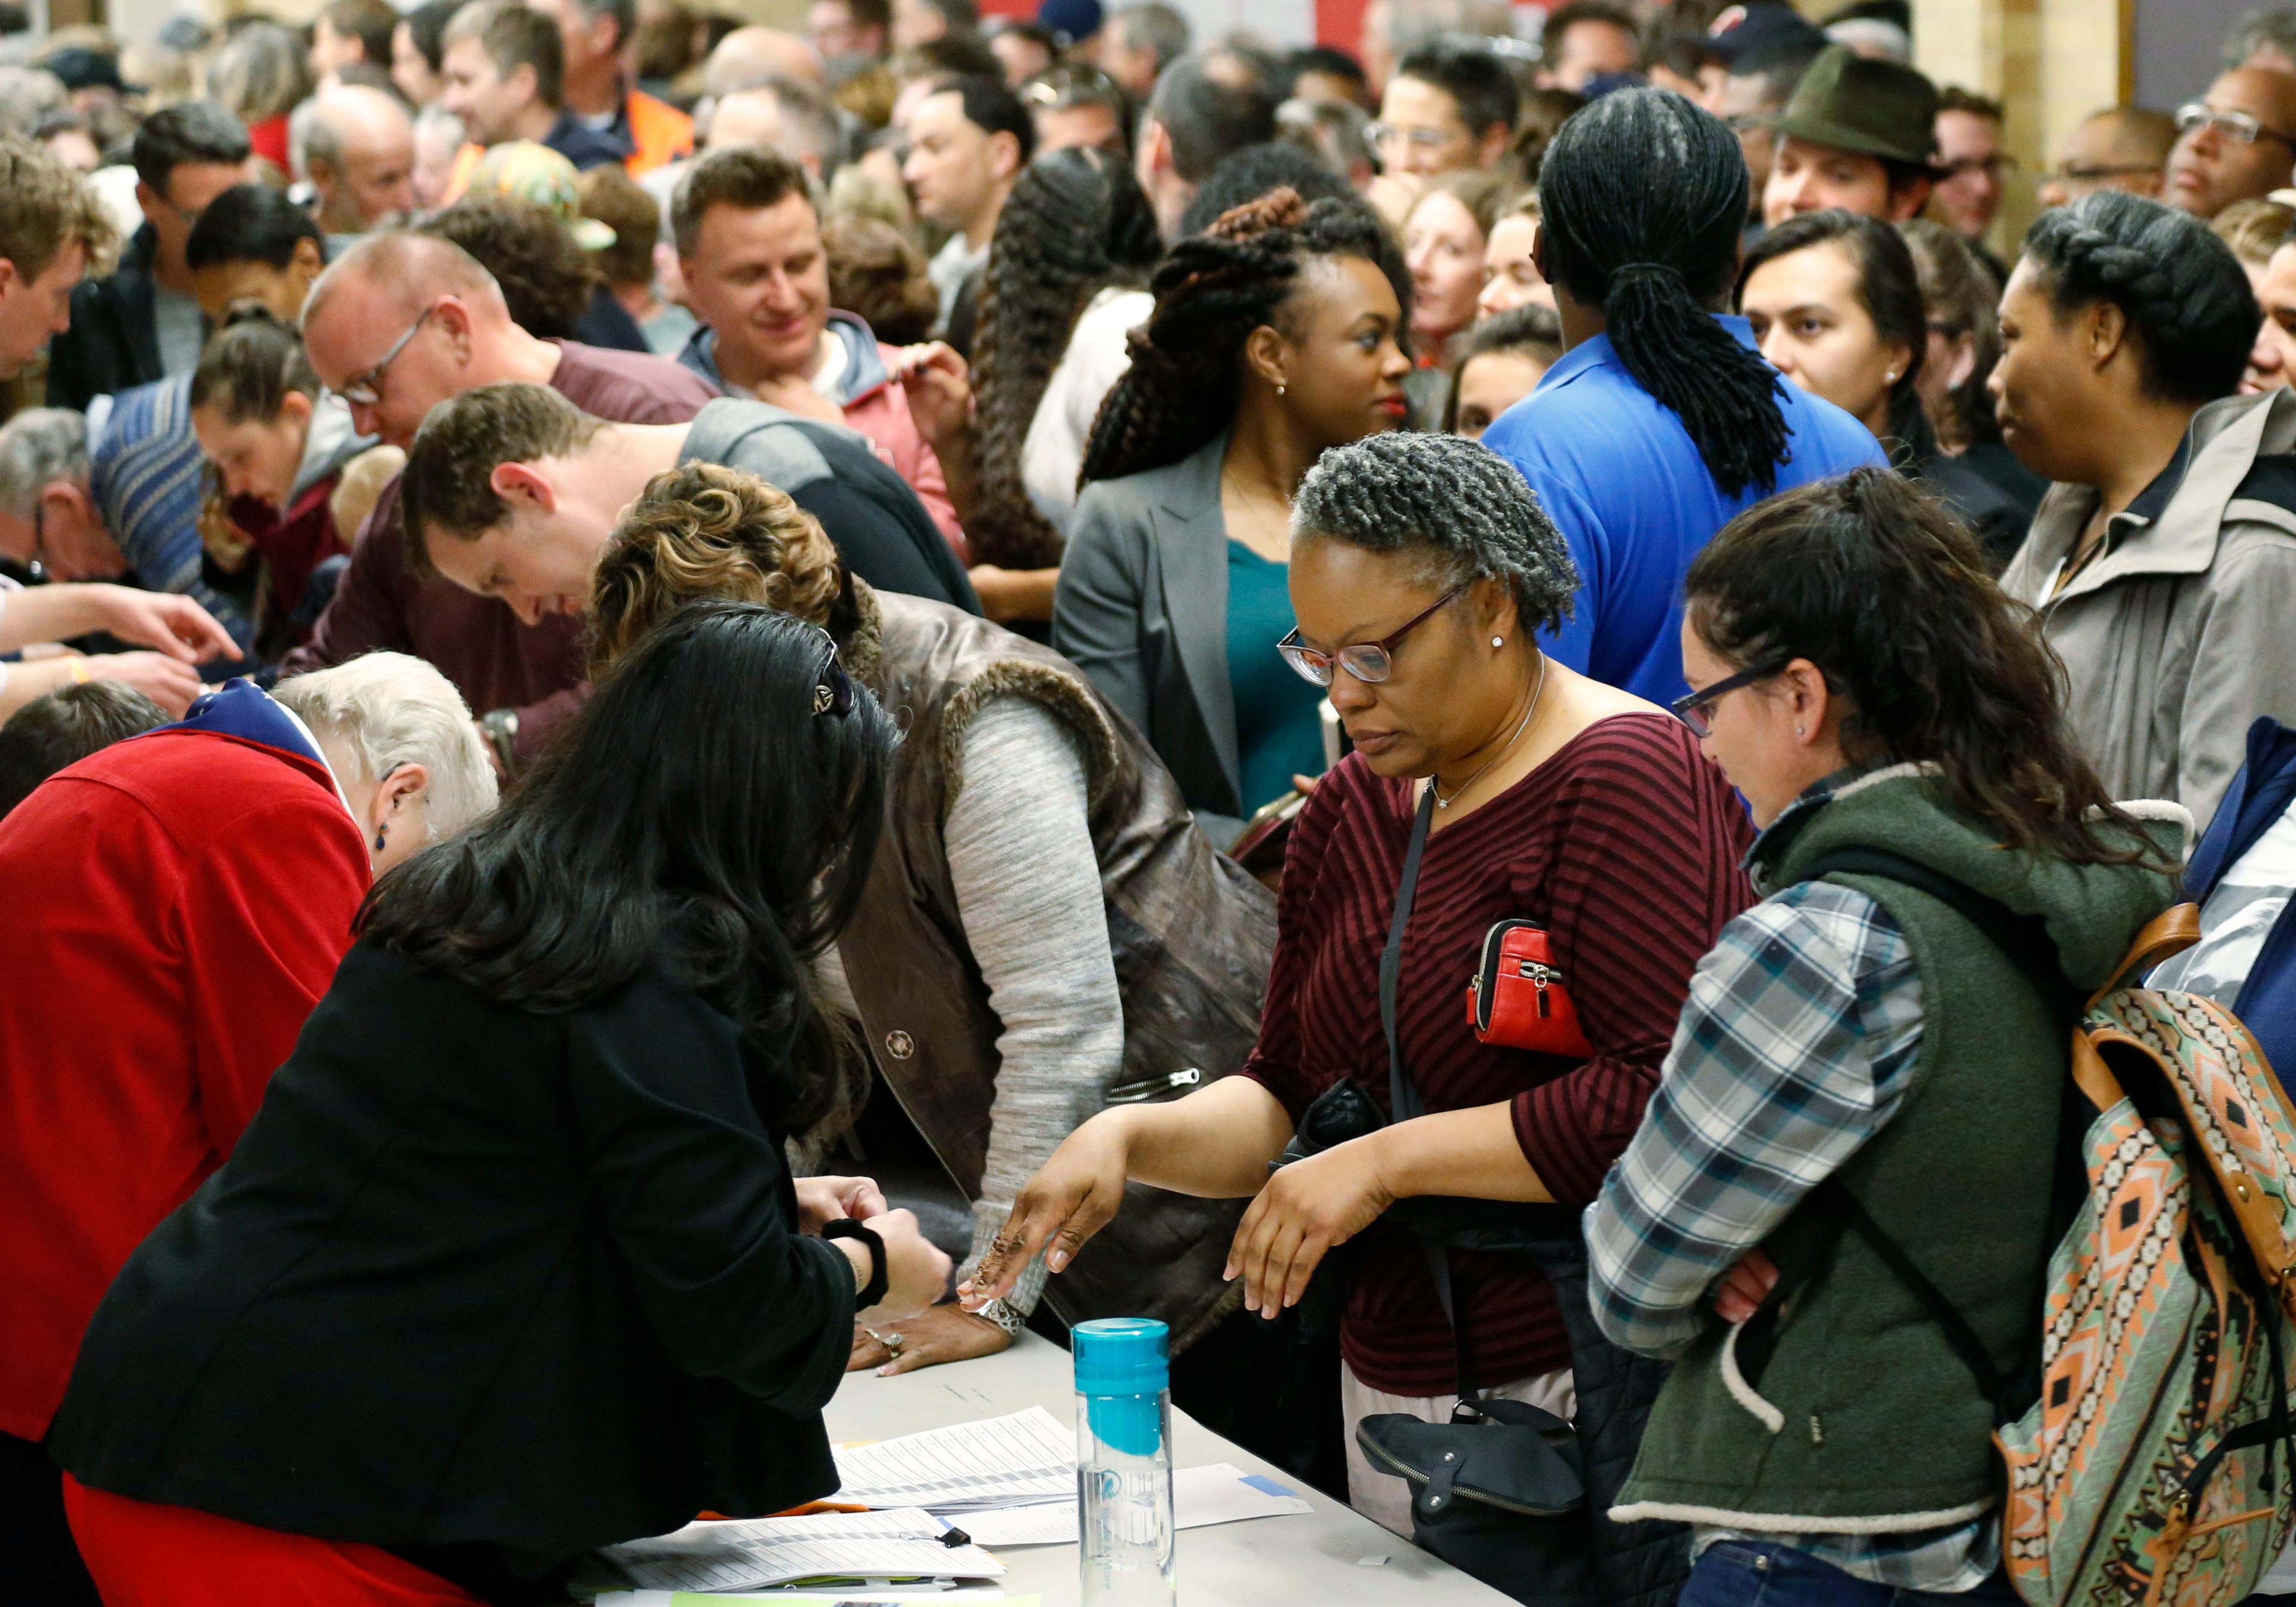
[1790, 851, 2296, 1607]
[1996, 906, 2296, 1607]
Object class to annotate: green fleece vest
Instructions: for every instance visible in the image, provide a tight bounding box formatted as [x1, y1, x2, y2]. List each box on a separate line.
[1614, 767, 2178, 1531]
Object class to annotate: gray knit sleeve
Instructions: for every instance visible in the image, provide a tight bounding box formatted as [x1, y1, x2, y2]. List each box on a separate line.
[943, 692, 1123, 1316]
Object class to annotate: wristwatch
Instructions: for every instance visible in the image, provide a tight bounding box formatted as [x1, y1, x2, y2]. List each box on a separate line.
[972, 1296, 1025, 1337]
[822, 1218, 889, 1310]
[477, 707, 520, 772]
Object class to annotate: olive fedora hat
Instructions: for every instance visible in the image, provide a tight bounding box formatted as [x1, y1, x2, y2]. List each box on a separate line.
[1774, 43, 1943, 169]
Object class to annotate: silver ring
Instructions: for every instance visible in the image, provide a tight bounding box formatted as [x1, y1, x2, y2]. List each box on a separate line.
[880, 1331, 905, 1359]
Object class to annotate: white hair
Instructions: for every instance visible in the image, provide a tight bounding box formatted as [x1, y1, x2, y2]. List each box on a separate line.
[274, 652, 499, 844]
[0, 408, 90, 521]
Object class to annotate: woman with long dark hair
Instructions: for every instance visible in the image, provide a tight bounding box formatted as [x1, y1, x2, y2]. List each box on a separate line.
[47, 604, 950, 1606]
[1993, 188, 2289, 826]
[967, 146, 1162, 607]
[1477, 87, 1884, 707]
[1054, 188, 1414, 846]
[1587, 467, 2181, 1606]
[1736, 210, 2032, 567]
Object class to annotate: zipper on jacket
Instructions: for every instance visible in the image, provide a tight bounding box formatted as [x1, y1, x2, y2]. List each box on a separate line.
[1107, 1067, 1203, 1104]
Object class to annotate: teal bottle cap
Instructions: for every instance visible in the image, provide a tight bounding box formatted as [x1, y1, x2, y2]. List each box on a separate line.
[1073, 1318, 1170, 1398]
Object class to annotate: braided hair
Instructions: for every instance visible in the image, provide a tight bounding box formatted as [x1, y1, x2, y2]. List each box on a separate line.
[1538, 87, 1790, 496]
[2021, 190, 2256, 406]
[1292, 432, 1580, 636]
[1078, 187, 1410, 486]
[969, 148, 1162, 569]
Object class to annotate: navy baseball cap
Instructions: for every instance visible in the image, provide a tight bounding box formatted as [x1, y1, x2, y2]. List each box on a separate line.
[1705, 2, 1827, 65]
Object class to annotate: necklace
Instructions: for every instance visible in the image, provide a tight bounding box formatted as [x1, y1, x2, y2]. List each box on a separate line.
[1222, 466, 1292, 558]
[1432, 655, 1547, 811]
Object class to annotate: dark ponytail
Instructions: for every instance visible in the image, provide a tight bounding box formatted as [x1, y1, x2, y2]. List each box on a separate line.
[1538, 88, 1790, 496]
[1686, 466, 2161, 868]
[189, 306, 321, 424]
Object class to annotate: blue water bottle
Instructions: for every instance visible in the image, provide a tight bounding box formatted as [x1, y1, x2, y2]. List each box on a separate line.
[1074, 1317, 1177, 1607]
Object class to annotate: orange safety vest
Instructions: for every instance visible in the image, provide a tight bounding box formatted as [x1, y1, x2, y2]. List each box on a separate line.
[621, 88, 694, 177]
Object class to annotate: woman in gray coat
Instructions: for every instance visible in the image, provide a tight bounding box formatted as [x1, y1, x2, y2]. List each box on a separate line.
[1993, 190, 2296, 832]
[1054, 190, 1413, 847]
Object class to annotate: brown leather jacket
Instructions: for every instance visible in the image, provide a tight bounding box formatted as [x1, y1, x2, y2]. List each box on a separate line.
[835, 581, 1277, 1352]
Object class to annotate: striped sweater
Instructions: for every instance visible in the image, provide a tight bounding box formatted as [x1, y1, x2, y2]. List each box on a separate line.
[1241, 713, 1754, 1395]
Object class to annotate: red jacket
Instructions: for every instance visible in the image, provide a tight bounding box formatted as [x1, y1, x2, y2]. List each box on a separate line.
[0, 729, 369, 1441]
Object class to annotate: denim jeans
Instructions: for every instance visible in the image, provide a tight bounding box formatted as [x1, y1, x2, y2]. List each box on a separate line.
[1680, 1541, 2026, 1606]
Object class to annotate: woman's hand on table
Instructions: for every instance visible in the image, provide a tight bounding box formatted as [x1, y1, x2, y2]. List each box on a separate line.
[957, 1109, 1135, 1309]
[850, 1302, 1013, 1376]
[795, 1174, 889, 1233]
[1226, 1134, 1397, 1321]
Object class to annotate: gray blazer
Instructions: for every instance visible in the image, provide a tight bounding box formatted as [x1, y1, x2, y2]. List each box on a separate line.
[1054, 436, 1248, 847]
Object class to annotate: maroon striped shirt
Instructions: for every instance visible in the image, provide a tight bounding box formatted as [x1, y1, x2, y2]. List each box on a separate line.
[1241, 713, 1755, 1396]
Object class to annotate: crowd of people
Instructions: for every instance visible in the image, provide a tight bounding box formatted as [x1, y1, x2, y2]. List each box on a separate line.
[2, 0, 2296, 1603]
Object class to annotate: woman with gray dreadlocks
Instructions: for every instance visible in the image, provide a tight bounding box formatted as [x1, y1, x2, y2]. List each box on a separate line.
[1051, 188, 1413, 848]
[972, 432, 1755, 1545]
[1479, 87, 1884, 709]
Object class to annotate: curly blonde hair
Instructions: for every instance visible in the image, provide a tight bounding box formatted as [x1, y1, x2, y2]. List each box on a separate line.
[590, 461, 842, 674]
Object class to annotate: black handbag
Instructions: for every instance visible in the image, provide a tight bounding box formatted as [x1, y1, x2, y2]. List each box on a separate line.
[1287, 787, 1687, 1607]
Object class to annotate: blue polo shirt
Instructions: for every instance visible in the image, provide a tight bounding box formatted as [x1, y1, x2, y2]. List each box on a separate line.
[1480, 314, 1885, 706]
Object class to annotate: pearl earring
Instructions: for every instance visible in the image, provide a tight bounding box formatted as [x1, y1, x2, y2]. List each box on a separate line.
[1794, 726, 1805, 738]
[1277, 382, 1287, 396]
[1491, 636, 1504, 648]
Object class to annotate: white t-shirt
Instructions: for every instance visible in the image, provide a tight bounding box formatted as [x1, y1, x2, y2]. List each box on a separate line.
[1021, 287, 1154, 536]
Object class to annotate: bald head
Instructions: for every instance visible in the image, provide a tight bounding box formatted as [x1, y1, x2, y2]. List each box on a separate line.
[706, 78, 842, 173]
[2041, 105, 2178, 207]
[706, 27, 827, 98]
[294, 84, 417, 233]
[306, 233, 527, 448]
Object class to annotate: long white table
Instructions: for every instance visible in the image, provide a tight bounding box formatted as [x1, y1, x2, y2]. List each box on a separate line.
[823, 1330, 1515, 1605]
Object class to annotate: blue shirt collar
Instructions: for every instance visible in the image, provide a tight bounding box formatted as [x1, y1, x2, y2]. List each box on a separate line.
[1542, 313, 1760, 393]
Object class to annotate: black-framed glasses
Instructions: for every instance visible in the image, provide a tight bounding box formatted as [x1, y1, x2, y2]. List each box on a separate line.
[1669, 658, 1790, 738]
[812, 638, 856, 719]
[337, 305, 436, 408]
[1278, 583, 1470, 688]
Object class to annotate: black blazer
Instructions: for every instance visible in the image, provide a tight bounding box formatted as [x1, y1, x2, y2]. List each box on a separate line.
[50, 940, 857, 1581]
[48, 224, 164, 413]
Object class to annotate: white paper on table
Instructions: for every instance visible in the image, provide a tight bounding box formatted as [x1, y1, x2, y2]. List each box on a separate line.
[832, 1406, 1076, 1513]
[957, 1463, 1314, 1548]
[589, 1592, 1027, 1605]
[572, 1507, 1006, 1594]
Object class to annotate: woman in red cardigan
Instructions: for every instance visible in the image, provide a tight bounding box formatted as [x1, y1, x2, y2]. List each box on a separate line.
[967, 430, 1756, 1532]
[0, 662, 496, 1606]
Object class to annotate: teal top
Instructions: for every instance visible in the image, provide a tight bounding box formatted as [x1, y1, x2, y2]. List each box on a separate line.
[1225, 540, 1326, 815]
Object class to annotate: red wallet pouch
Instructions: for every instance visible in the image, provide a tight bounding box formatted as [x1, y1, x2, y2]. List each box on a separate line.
[1467, 919, 1593, 1058]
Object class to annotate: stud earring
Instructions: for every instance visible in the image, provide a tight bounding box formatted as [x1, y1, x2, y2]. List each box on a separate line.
[1794, 726, 1806, 738]
[1277, 381, 1287, 396]
[1491, 636, 1504, 647]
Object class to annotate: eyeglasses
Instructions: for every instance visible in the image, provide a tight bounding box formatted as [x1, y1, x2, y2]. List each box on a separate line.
[2176, 102, 2296, 148]
[812, 637, 856, 719]
[1021, 64, 1123, 109]
[1278, 583, 1468, 688]
[1365, 121, 1461, 153]
[1940, 151, 2019, 180]
[336, 305, 435, 408]
[1669, 658, 1790, 738]
[2048, 160, 2163, 183]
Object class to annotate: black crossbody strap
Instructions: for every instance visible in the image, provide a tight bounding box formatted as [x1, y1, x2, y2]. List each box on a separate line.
[1816, 1178, 2015, 1422]
[1382, 787, 1438, 1125]
[1381, 789, 1485, 1400]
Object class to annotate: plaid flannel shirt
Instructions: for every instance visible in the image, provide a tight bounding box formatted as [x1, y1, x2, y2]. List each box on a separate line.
[1584, 779, 1999, 1591]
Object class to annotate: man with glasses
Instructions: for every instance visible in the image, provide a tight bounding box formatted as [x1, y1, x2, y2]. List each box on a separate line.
[2036, 105, 2176, 209]
[1022, 63, 1131, 155]
[1931, 87, 2013, 256]
[47, 102, 252, 413]
[1370, 41, 1517, 186]
[2165, 66, 2296, 219]
[285, 230, 720, 769]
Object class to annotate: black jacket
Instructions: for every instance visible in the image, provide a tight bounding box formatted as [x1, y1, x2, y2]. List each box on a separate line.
[50, 940, 857, 1581]
[47, 224, 164, 413]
